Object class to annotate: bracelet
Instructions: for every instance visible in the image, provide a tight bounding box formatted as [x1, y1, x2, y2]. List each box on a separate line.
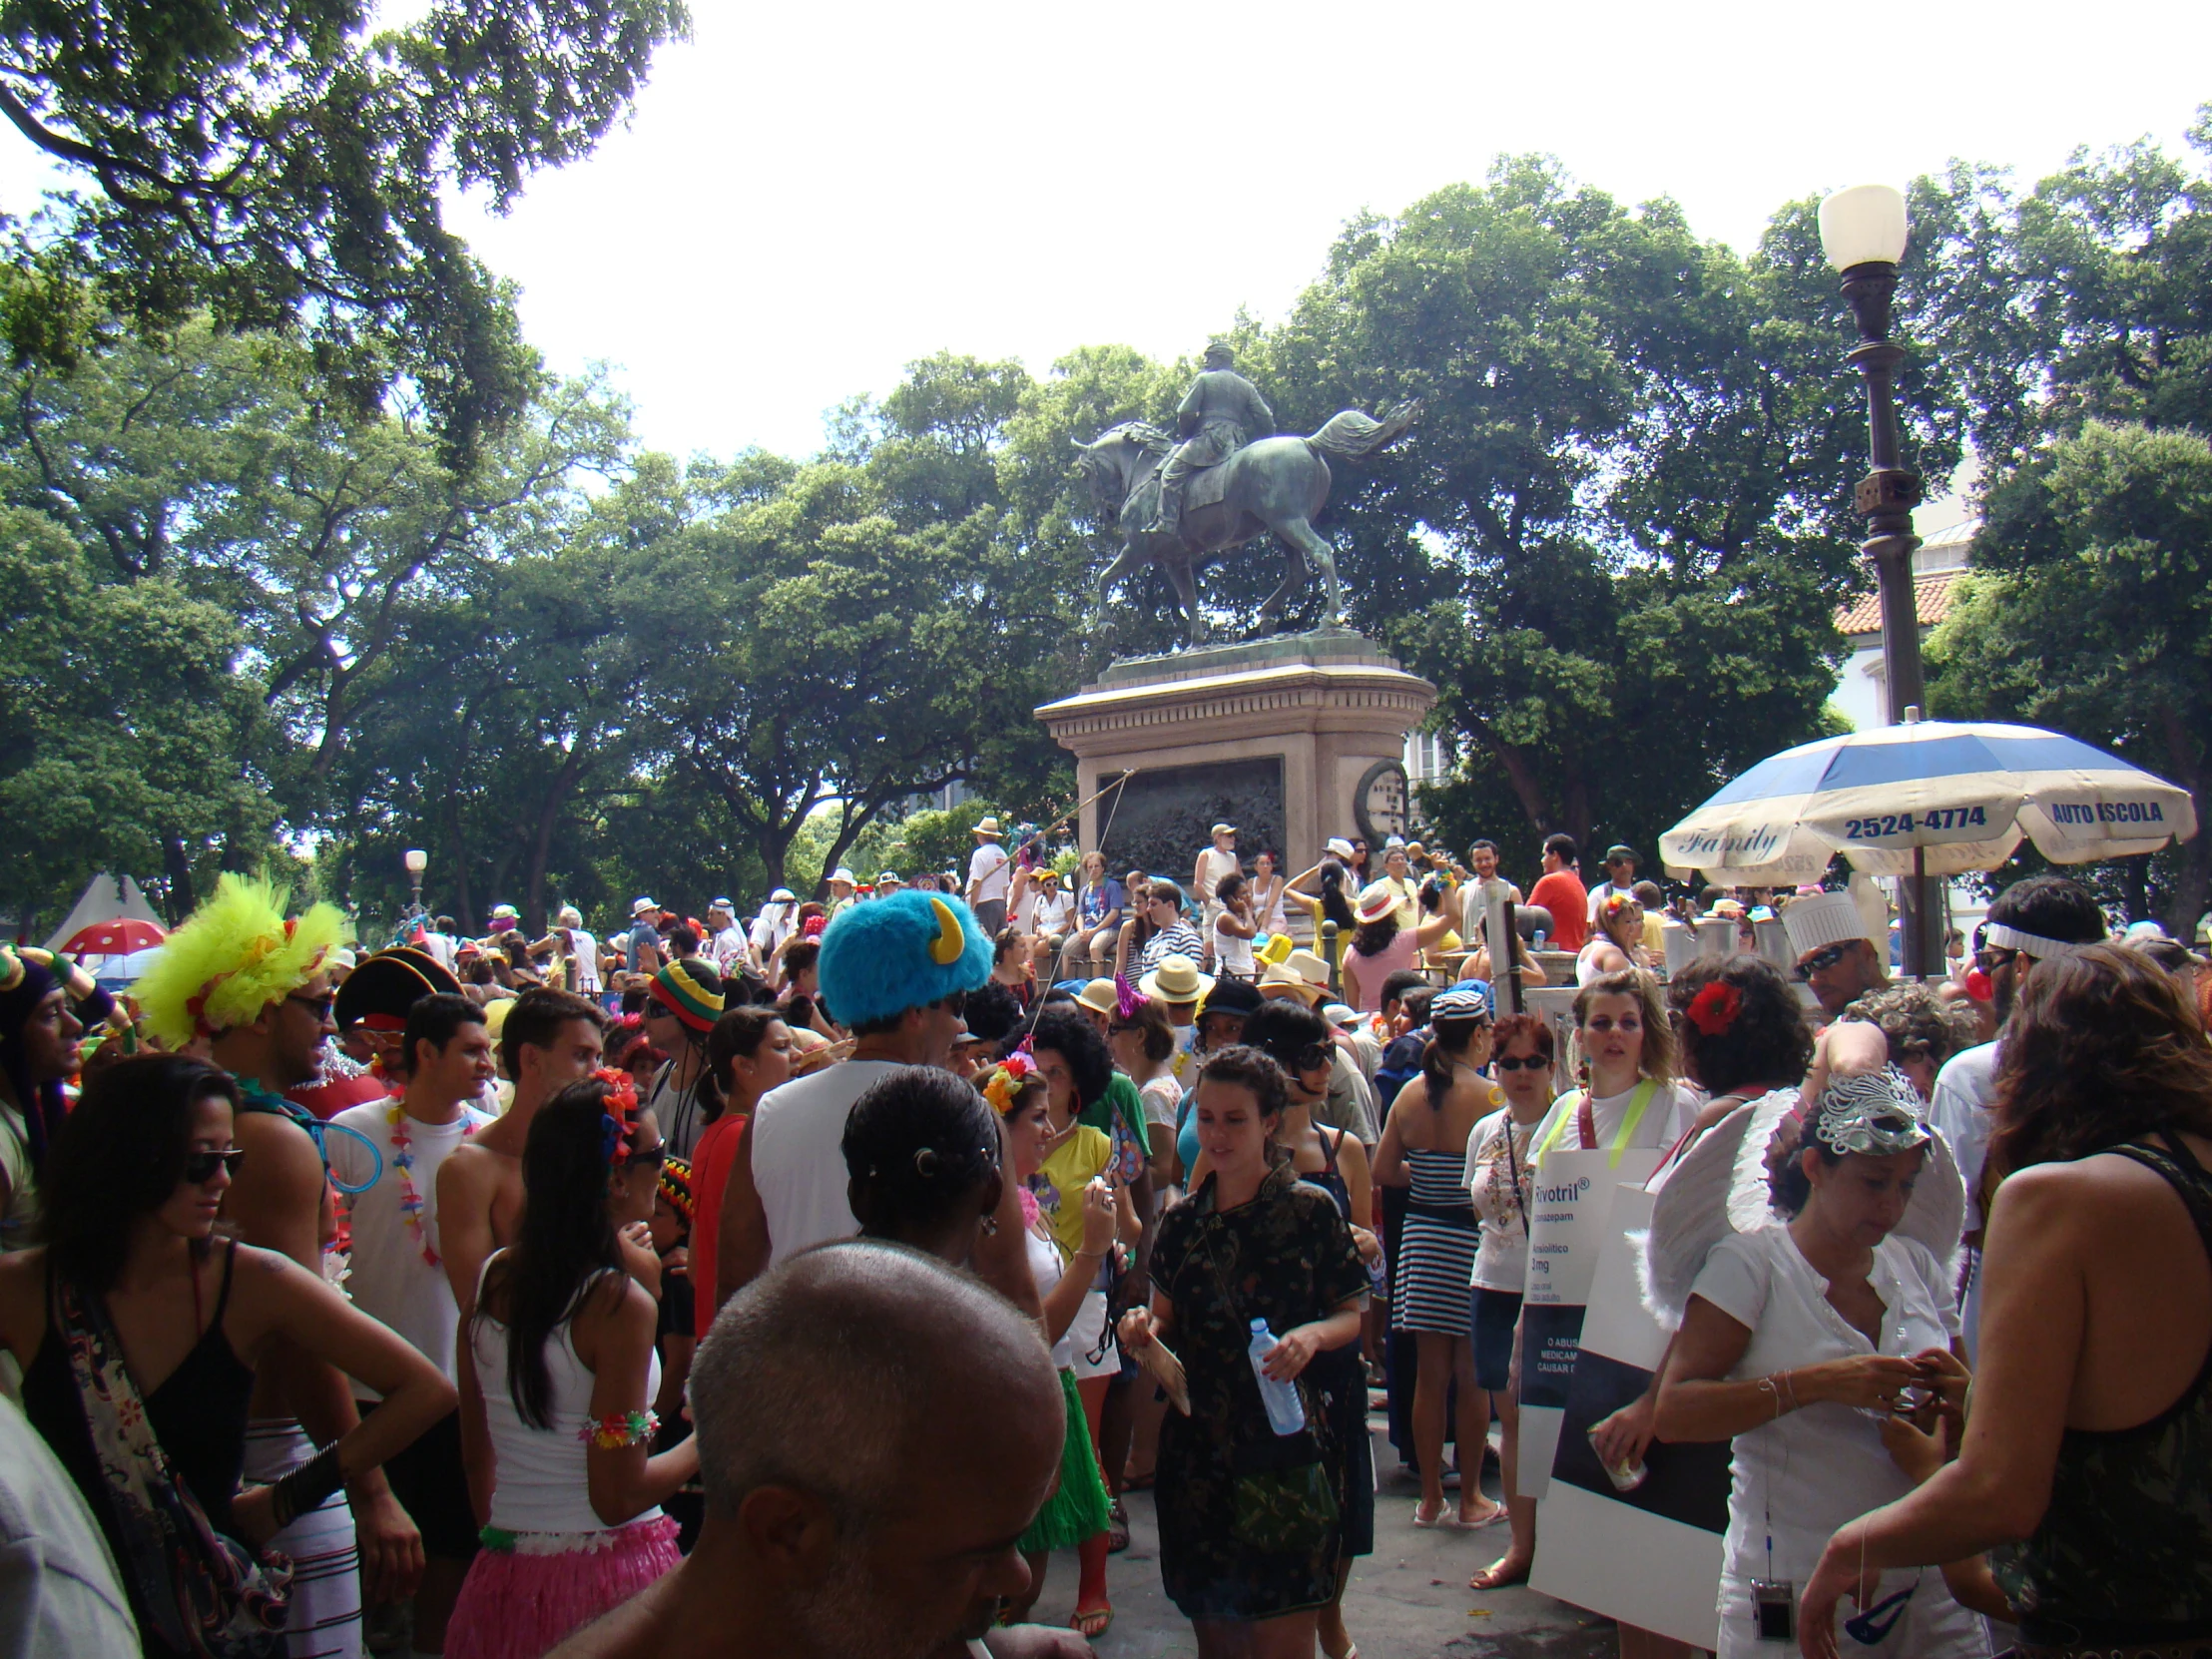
[1755, 1377, 1781, 1420]
[271, 1441, 345, 1531]
[577, 1408, 659, 1450]
[1778, 1370, 1801, 1413]
[1073, 1248, 1107, 1261]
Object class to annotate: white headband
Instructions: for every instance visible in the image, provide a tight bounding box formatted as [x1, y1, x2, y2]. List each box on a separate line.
[1983, 921, 2099, 959]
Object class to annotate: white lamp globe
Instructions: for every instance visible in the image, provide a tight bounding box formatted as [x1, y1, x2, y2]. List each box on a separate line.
[403, 848, 427, 874]
[1818, 185, 1909, 272]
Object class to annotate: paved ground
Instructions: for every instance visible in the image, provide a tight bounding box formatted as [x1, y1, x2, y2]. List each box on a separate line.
[1021, 1417, 1620, 1659]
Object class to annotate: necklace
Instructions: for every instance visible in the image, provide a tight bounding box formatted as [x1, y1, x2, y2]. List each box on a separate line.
[387, 1103, 474, 1270]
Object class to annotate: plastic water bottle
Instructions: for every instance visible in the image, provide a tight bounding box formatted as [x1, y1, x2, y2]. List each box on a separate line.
[1247, 1320, 1307, 1435]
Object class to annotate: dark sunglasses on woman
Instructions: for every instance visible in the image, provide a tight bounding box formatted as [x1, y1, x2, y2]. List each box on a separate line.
[1492, 1054, 1544, 1072]
[183, 1148, 247, 1184]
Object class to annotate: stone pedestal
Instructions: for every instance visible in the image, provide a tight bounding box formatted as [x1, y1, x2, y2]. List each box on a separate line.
[1034, 629, 1437, 884]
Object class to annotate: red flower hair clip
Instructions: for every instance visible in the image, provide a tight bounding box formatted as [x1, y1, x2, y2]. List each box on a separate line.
[1685, 980, 1744, 1038]
[593, 1067, 640, 1165]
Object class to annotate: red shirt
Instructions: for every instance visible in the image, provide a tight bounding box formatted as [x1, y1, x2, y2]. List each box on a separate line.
[687, 1112, 749, 1324]
[1525, 869, 1590, 951]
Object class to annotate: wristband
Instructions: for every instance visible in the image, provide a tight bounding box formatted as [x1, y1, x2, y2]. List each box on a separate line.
[271, 1441, 344, 1531]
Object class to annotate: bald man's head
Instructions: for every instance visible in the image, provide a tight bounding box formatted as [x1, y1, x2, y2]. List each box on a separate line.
[688, 1243, 1062, 1657]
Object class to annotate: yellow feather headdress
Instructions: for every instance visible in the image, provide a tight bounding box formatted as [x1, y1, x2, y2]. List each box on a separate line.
[134, 873, 345, 1046]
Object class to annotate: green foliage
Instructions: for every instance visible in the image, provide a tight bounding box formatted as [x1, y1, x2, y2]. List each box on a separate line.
[1931, 421, 2212, 932]
[0, 507, 274, 927]
[1265, 157, 1964, 870]
[0, 0, 687, 463]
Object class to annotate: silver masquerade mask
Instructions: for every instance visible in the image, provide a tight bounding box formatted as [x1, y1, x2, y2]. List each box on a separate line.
[1814, 1065, 1933, 1158]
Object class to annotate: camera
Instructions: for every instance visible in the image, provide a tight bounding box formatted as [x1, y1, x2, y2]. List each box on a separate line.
[1752, 1580, 1796, 1641]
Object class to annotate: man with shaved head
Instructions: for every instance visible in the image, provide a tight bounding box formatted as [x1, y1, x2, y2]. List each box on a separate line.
[551, 1243, 1090, 1659]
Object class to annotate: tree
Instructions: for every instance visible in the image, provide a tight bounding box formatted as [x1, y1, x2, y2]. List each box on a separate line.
[0, 0, 687, 461]
[1261, 158, 1964, 870]
[1931, 421, 2212, 936]
[0, 506, 273, 926]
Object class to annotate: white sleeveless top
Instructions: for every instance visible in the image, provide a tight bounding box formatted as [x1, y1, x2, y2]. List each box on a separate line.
[1024, 1224, 1074, 1370]
[471, 1253, 662, 1535]
[1213, 913, 1256, 974]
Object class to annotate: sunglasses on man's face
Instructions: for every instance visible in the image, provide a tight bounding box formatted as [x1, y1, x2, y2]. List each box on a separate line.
[183, 1148, 246, 1184]
[1973, 945, 2018, 975]
[1492, 1054, 1545, 1072]
[285, 992, 337, 1022]
[1795, 942, 1854, 978]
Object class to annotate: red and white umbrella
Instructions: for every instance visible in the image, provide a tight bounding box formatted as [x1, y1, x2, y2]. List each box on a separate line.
[57, 915, 168, 956]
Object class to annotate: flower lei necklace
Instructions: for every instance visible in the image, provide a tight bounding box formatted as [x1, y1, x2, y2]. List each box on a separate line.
[387, 1104, 475, 1270]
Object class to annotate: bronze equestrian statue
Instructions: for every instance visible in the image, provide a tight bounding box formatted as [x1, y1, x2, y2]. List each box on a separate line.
[1073, 343, 1417, 645]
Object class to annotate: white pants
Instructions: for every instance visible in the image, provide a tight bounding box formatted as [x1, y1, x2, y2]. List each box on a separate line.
[245, 1418, 363, 1659]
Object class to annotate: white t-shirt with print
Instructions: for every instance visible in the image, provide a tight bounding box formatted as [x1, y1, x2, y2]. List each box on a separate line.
[328, 1101, 494, 1391]
[968, 843, 1011, 903]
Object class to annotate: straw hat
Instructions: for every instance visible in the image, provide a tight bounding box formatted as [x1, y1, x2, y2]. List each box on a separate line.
[972, 817, 1003, 838]
[1075, 978, 1119, 1018]
[1258, 948, 1331, 1005]
[1354, 882, 1398, 924]
[1138, 953, 1214, 1004]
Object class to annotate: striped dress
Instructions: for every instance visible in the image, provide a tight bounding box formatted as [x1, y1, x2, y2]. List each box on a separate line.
[1390, 1148, 1480, 1336]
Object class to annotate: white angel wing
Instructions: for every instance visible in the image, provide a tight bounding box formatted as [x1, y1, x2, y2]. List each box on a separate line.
[1897, 1123, 1966, 1287]
[1638, 1090, 1800, 1329]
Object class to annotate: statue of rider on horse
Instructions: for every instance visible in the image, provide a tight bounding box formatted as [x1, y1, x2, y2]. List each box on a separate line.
[1072, 343, 1417, 646]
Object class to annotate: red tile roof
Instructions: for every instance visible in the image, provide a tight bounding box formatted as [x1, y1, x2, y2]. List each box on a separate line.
[1835, 568, 1962, 638]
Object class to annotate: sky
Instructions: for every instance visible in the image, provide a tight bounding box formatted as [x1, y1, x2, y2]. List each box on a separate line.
[5, 1, 2209, 461]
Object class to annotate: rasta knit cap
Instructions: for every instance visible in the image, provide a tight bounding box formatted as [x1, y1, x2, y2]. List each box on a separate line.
[657, 1156, 695, 1230]
[649, 959, 724, 1034]
[817, 889, 992, 1030]
[135, 872, 345, 1048]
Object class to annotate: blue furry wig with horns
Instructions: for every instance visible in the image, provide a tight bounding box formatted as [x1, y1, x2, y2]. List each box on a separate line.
[816, 889, 993, 1030]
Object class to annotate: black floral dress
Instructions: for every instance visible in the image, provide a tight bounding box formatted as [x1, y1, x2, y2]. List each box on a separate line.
[1151, 1161, 1371, 1622]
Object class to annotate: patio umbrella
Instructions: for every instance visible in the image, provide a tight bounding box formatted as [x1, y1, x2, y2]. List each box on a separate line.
[56, 915, 168, 956]
[1660, 719, 2197, 886]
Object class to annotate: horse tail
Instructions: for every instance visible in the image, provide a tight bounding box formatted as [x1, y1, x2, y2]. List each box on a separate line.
[1305, 399, 1421, 461]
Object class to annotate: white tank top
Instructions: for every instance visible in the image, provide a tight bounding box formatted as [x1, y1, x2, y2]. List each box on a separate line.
[1024, 1224, 1074, 1370]
[470, 1254, 662, 1535]
[1213, 914, 1256, 974]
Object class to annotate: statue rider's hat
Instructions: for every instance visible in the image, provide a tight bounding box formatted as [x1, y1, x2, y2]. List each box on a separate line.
[1203, 340, 1234, 365]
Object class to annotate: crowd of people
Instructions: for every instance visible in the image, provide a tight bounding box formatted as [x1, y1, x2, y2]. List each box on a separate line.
[0, 817, 2209, 1659]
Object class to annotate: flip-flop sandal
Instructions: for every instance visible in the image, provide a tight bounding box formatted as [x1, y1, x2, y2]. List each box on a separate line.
[1072, 1604, 1114, 1639]
[1458, 1502, 1508, 1531]
[1106, 1499, 1131, 1553]
[1411, 1501, 1457, 1530]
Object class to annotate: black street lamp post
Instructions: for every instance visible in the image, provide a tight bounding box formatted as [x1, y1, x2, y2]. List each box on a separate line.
[1820, 185, 1937, 979]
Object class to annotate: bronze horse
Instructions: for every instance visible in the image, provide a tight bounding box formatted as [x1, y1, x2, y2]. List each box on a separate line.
[1072, 402, 1417, 644]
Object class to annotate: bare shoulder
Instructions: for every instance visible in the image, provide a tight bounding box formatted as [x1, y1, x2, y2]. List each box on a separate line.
[1991, 1152, 2184, 1238]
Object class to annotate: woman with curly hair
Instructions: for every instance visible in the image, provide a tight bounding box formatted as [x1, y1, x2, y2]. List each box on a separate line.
[1796, 942, 2212, 1657]
[1664, 955, 1817, 1149]
[1836, 983, 1979, 1102]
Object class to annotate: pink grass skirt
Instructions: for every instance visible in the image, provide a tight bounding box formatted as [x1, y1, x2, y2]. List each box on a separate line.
[444, 1513, 680, 1659]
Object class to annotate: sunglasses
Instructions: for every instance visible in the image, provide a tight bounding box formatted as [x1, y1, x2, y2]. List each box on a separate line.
[183, 1148, 246, 1184]
[1973, 944, 2018, 975]
[1290, 1042, 1334, 1073]
[620, 1142, 668, 1172]
[1493, 1054, 1546, 1072]
[1795, 942, 1854, 978]
[285, 991, 337, 1022]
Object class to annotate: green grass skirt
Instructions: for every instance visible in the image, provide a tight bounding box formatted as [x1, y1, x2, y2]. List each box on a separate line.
[1017, 1368, 1112, 1554]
